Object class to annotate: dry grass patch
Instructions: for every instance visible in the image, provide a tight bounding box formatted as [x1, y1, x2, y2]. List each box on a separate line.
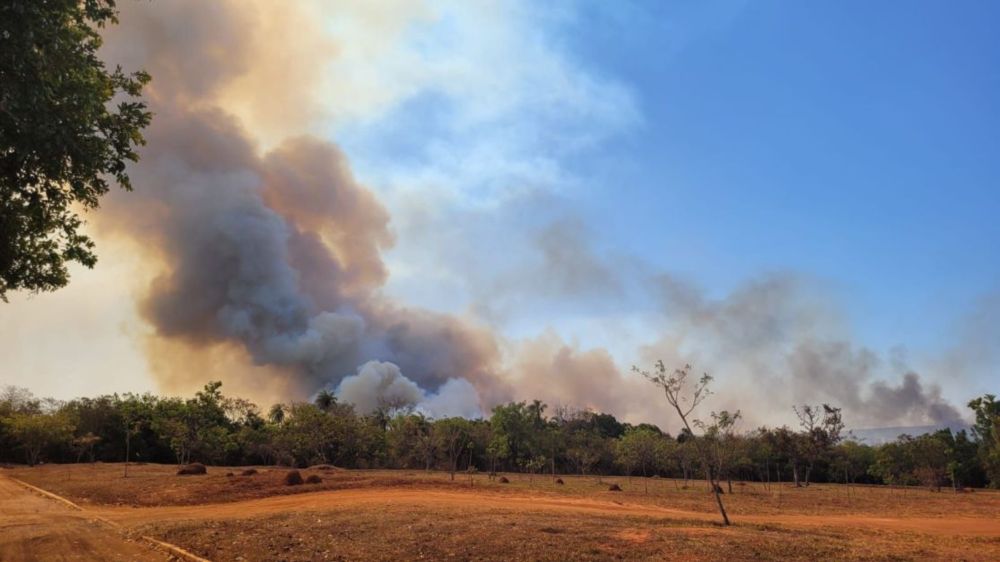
[136, 503, 1000, 562]
[10, 464, 1000, 520]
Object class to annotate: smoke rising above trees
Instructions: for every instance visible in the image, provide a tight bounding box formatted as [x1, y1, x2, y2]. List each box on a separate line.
[43, 0, 980, 431]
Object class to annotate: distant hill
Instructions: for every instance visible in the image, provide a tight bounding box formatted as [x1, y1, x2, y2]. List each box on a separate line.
[847, 423, 971, 445]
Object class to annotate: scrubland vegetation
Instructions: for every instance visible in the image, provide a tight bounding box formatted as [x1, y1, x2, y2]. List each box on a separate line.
[2, 372, 998, 497]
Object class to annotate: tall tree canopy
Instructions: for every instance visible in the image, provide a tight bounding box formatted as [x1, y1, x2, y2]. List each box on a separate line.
[0, 0, 150, 300]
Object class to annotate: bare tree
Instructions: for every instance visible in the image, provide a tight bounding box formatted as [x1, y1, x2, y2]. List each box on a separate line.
[635, 361, 731, 526]
[792, 404, 844, 487]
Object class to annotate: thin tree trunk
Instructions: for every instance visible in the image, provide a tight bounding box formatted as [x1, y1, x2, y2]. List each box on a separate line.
[709, 466, 730, 525]
[776, 464, 783, 507]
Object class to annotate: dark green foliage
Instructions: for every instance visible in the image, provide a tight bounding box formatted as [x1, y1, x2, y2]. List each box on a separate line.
[967, 395, 1000, 488]
[0, 0, 151, 299]
[0, 383, 997, 491]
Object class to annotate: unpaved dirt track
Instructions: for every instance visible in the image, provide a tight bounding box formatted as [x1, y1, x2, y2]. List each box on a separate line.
[0, 475, 169, 562]
[94, 487, 1000, 538]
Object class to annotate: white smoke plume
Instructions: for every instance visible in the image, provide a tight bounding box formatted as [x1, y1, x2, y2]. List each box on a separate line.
[336, 360, 483, 419]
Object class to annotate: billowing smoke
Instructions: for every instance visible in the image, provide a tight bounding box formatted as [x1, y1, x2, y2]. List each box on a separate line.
[640, 274, 966, 427]
[336, 361, 423, 415]
[336, 360, 482, 419]
[109, 101, 501, 403]
[90, 1, 974, 430]
[443, 214, 969, 428]
[96, 1, 503, 408]
[787, 341, 962, 426]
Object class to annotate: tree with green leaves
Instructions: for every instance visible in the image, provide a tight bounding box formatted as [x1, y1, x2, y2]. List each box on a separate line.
[386, 413, 431, 469]
[868, 437, 916, 486]
[566, 426, 604, 478]
[5, 410, 74, 466]
[968, 394, 1000, 488]
[489, 401, 536, 471]
[486, 431, 510, 479]
[274, 403, 341, 467]
[933, 429, 984, 491]
[314, 390, 337, 412]
[910, 433, 949, 491]
[616, 426, 664, 493]
[117, 393, 152, 477]
[433, 417, 472, 481]
[0, 0, 151, 300]
[832, 440, 876, 486]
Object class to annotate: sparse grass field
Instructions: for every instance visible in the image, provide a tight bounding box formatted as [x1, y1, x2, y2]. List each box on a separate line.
[6, 463, 1000, 561]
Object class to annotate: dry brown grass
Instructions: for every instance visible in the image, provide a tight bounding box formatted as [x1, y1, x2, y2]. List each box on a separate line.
[5, 464, 477, 507]
[9, 464, 1000, 516]
[138, 503, 1000, 562]
[7, 464, 1000, 561]
[8, 463, 1000, 518]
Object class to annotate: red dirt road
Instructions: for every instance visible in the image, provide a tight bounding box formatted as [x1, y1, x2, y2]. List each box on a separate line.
[0, 475, 170, 562]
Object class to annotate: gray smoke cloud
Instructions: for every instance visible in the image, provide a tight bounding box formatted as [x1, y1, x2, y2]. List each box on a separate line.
[459, 221, 970, 428]
[95, 1, 504, 410]
[90, 1, 976, 429]
[786, 341, 963, 426]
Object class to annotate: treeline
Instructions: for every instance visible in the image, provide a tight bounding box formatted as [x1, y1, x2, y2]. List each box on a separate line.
[1, 382, 998, 490]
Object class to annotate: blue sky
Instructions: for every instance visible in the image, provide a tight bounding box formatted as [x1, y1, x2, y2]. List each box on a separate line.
[332, 0, 998, 407]
[564, 1, 1000, 350]
[3, 0, 994, 423]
